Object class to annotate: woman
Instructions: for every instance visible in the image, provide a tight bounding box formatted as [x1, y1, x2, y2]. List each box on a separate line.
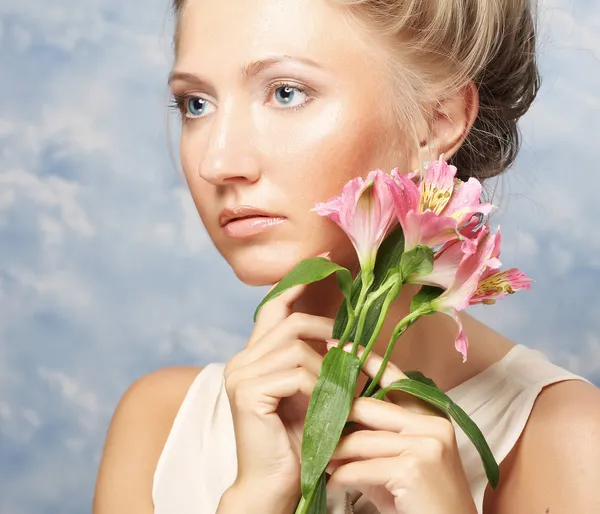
[93, 0, 600, 513]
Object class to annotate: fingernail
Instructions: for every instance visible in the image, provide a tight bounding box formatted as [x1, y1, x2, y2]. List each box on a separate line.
[317, 251, 331, 259]
[326, 339, 338, 351]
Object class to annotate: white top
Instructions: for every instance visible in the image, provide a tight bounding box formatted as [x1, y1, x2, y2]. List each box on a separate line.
[152, 344, 592, 513]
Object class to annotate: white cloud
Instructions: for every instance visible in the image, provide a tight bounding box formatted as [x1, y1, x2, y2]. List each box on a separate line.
[38, 367, 102, 417]
[0, 169, 95, 237]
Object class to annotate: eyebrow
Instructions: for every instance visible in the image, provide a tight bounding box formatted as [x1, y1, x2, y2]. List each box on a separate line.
[167, 55, 324, 87]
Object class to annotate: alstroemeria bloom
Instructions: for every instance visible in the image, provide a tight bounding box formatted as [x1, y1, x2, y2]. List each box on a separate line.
[312, 169, 398, 272]
[427, 225, 532, 362]
[406, 218, 484, 289]
[389, 156, 496, 252]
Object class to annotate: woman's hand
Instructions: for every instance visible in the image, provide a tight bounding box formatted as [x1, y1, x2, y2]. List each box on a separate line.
[326, 344, 477, 514]
[223, 282, 334, 511]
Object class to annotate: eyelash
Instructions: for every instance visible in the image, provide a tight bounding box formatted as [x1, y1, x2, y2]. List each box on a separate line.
[169, 81, 314, 121]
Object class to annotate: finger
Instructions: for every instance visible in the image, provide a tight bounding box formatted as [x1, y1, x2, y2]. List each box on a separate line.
[251, 312, 334, 359]
[328, 456, 407, 490]
[231, 338, 325, 386]
[331, 430, 404, 461]
[249, 282, 309, 346]
[249, 252, 331, 346]
[347, 397, 420, 432]
[233, 367, 318, 414]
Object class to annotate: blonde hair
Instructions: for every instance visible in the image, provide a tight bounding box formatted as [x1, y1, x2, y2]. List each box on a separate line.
[171, 0, 540, 182]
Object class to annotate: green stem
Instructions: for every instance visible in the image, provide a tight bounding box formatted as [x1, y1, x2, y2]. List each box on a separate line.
[351, 276, 396, 355]
[357, 283, 400, 369]
[362, 308, 424, 397]
[294, 483, 319, 514]
[335, 270, 373, 349]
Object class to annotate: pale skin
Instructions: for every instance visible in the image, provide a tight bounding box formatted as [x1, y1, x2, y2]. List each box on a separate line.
[93, 0, 600, 512]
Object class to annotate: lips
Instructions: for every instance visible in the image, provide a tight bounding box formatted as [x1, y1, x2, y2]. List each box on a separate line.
[219, 206, 282, 227]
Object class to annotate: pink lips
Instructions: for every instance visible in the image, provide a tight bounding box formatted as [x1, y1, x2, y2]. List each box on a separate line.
[223, 216, 287, 238]
[219, 205, 287, 238]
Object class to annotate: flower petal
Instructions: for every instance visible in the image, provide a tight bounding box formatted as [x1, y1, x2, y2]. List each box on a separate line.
[442, 177, 496, 225]
[470, 268, 533, 305]
[403, 211, 459, 251]
[438, 307, 469, 362]
[419, 156, 458, 215]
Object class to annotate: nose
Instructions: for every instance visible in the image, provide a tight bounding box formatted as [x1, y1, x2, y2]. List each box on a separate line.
[196, 97, 260, 185]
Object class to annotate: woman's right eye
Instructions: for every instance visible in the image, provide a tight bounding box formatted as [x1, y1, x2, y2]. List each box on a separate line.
[171, 94, 216, 120]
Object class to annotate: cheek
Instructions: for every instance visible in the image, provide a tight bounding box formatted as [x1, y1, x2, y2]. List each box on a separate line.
[262, 101, 399, 205]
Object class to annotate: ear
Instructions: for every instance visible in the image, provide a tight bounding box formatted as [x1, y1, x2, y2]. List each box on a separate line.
[409, 82, 479, 169]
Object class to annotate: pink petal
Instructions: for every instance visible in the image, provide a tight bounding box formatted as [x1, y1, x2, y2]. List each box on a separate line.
[435, 227, 498, 312]
[312, 195, 344, 225]
[313, 170, 398, 269]
[438, 307, 469, 363]
[403, 211, 459, 251]
[442, 177, 496, 226]
[409, 237, 468, 289]
[419, 156, 458, 215]
[470, 268, 533, 305]
[390, 169, 420, 223]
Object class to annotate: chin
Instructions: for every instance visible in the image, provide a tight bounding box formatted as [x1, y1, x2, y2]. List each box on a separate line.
[224, 245, 314, 287]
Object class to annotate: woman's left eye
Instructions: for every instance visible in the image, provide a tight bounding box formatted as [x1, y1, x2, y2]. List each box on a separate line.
[266, 82, 312, 110]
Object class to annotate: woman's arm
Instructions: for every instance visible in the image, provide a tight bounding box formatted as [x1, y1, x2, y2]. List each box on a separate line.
[93, 366, 202, 514]
[485, 380, 600, 513]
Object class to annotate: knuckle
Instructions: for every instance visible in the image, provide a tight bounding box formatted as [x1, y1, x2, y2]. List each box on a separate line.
[290, 338, 307, 356]
[432, 416, 456, 442]
[402, 454, 424, 481]
[422, 436, 446, 459]
[298, 366, 314, 384]
[287, 311, 309, 329]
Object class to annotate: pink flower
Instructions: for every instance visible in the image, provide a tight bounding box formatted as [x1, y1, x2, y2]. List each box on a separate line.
[427, 225, 532, 362]
[408, 219, 482, 289]
[312, 170, 398, 271]
[389, 156, 496, 252]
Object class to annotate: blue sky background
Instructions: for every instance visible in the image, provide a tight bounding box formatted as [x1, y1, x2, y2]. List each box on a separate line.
[0, 1, 599, 513]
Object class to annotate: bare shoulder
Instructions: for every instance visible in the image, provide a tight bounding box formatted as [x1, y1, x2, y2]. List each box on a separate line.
[93, 365, 205, 514]
[484, 379, 600, 513]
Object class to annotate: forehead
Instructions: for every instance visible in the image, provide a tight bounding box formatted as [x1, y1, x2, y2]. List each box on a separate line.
[175, 0, 381, 75]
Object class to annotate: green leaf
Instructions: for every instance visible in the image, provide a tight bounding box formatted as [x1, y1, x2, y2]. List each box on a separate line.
[374, 225, 405, 283]
[301, 347, 362, 498]
[253, 258, 352, 322]
[410, 285, 444, 314]
[373, 378, 500, 489]
[332, 274, 362, 340]
[400, 245, 434, 279]
[404, 370, 439, 389]
[335, 269, 353, 307]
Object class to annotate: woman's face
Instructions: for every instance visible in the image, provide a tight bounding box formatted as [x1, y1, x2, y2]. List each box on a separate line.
[170, 0, 415, 286]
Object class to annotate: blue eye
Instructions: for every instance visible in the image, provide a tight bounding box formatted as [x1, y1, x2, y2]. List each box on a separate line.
[269, 83, 311, 110]
[187, 97, 207, 117]
[170, 94, 215, 120]
[275, 86, 296, 104]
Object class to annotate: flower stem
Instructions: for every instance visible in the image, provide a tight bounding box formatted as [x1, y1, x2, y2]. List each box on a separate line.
[350, 275, 396, 356]
[335, 270, 373, 349]
[357, 282, 400, 369]
[362, 308, 424, 397]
